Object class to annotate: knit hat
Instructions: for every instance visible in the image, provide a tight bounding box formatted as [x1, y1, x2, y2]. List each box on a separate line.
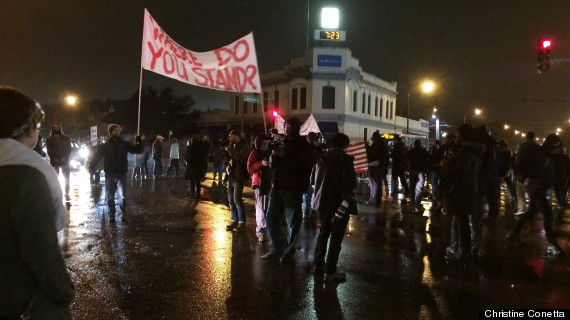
[155, 135, 164, 140]
[108, 124, 121, 135]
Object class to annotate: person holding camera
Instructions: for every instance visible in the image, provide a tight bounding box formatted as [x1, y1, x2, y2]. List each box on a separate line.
[312, 133, 357, 282]
[89, 124, 142, 222]
[247, 134, 274, 241]
[224, 130, 251, 232]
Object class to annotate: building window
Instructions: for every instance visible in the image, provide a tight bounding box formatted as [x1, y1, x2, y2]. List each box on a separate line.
[352, 90, 358, 112]
[361, 92, 366, 113]
[234, 96, 239, 115]
[385, 99, 389, 118]
[364, 128, 368, 143]
[374, 97, 378, 117]
[380, 98, 384, 118]
[243, 100, 248, 114]
[390, 101, 394, 119]
[263, 92, 268, 112]
[291, 88, 298, 110]
[274, 90, 280, 108]
[367, 94, 371, 115]
[300, 87, 307, 109]
[322, 86, 335, 109]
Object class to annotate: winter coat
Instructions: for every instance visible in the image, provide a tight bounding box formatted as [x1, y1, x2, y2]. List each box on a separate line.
[0, 166, 75, 319]
[46, 134, 71, 166]
[224, 140, 251, 183]
[184, 143, 203, 180]
[514, 140, 541, 180]
[247, 148, 273, 195]
[367, 139, 389, 168]
[441, 140, 485, 216]
[90, 137, 141, 174]
[311, 147, 357, 215]
[404, 146, 429, 171]
[270, 135, 313, 192]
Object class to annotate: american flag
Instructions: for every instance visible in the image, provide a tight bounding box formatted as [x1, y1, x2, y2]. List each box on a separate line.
[347, 142, 368, 173]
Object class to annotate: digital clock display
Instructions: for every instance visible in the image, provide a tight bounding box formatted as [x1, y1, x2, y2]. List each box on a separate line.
[320, 31, 340, 40]
[314, 30, 346, 41]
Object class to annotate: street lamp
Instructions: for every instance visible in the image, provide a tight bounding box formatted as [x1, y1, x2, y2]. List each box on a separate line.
[463, 107, 483, 124]
[421, 80, 438, 140]
[65, 95, 77, 107]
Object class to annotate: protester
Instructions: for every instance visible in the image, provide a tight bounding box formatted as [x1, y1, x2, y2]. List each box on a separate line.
[302, 131, 322, 218]
[224, 130, 251, 232]
[441, 124, 484, 265]
[86, 136, 104, 186]
[46, 122, 71, 201]
[90, 124, 142, 222]
[513, 131, 541, 216]
[166, 136, 180, 178]
[262, 118, 313, 263]
[497, 139, 516, 209]
[152, 135, 164, 179]
[247, 134, 274, 242]
[404, 139, 429, 212]
[506, 134, 564, 256]
[0, 86, 75, 319]
[199, 134, 211, 180]
[211, 136, 226, 185]
[366, 131, 389, 206]
[312, 133, 357, 282]
[427, 140, 445, 211]
[389, 134, 410, 201]
[132, 134, 148, 179]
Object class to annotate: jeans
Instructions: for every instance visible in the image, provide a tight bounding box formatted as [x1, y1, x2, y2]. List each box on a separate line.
[153, 159, 163, 177]
[105, 172, 127, 217]
[428, 170, 441, 203]
[166, 159, 179, 177]
[189, 178, 201, 199]
[254, 188, 268, 236]
[52, 164, 70, 196]
[515, 177, 527, 212]
[302, 185, 314, 216]
[368, 166, 380, 203]
[213, 160, 224, 184]
[408, 170, 425, 209]
[512, 187, 559, 246]
[391, 169, 410, 197]
[266, 189, 303, 256]
[314, 208, 350, 274]
[227, 178, 245, 222]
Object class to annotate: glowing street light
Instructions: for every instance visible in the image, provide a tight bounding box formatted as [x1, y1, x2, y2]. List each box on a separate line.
[321, 7, 339, 29]
[514, 130, 520, 135]
[421, 81, 435, 94]
[504, 124, 510, 130]
[557, 128, 562, 132]
[65, 95, 77, 106]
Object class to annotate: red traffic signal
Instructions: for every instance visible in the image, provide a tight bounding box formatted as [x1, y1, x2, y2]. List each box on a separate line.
[271, 109, 279, 118]
[537, 38, 552, 73]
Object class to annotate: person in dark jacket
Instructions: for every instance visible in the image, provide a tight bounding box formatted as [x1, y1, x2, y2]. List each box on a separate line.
[90, 124, 141, 222]
[46, 122, 71, 200]
[366, 131, 389, 205]
[312, 133, 357, 282]
[0, 86, 75, 319]
[261, 118, 313, 263]
[152, 135, 164, 178]
[223, 130, 251, 232]
[184, 136, 203, 200]
[513, 131, 541, 215]
[442, 124, 485, 264]
[247, 134, 273, 242]
[389, 135, 410, 200]
[405, 139, 429, 212]
[428, 140, 445, 210]
[506, 134, 564, 256]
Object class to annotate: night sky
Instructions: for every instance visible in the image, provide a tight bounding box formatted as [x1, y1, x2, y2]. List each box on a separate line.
[2, 0, 570, 138]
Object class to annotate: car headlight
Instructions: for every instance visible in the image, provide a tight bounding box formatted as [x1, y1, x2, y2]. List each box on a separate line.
[79, 147, 90, 159]
[70, 159, 81, 169]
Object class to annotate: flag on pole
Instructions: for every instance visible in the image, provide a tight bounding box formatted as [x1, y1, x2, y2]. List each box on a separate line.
[299, 114, 320, 136]
[346, 142, 368, 173]
[141, 9, 261, 93]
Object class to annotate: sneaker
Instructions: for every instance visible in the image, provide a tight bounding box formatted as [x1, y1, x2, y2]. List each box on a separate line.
[546, 244, 563, 256]
[225, 221, 238, 231]
[257, 234, 266, 242]
[261, 251, 279, 260]
[324, 272, 346, 282]
[513, 210, 525, 216]
[233, 223, 246, 232]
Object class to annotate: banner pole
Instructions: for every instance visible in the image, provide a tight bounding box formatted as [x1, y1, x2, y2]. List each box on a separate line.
[137, 66, 143, 135]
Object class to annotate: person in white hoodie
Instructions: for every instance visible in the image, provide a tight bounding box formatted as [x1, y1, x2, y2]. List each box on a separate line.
[166, 136, 180, 178]
[0, 86, 74, 319]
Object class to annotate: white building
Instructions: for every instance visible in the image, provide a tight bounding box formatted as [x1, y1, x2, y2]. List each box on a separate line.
[200, 47, 429, 144]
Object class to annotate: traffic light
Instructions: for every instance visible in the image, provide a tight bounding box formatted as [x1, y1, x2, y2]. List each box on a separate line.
[271, 109, 279, 118]
[537, 38, 552, 73]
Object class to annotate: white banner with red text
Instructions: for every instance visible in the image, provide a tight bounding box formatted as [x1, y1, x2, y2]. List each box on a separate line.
[141, 9, 261, 93]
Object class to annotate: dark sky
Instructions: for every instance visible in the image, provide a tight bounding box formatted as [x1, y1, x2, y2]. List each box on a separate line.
[2, 0, 570, 136]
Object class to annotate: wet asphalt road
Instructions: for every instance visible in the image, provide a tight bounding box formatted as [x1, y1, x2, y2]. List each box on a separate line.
[59, 167, 570, 320]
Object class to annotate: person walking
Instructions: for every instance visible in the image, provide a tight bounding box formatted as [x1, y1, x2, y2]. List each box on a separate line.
[366, 132, 389, 206]
[86, 137, 104, 186]
[223, 130, 251, 232]
[184, 136, 203, 200]
[132, 134, 147, 179]
[441, 124, 484, 265]
[302, 131, 322, 218]
[513, 131, 541, 216]
[404, 139, 429, 212]
[46, 122, 71, 201]
[247, 134, 274, 242]
[261, 118, 313, 263]
[152, 135, 164, 179]
[212, 136, 226, 185]
[0, 86, 75, 319]
[506, 134, 565, 256]
[312, 133, 357, 282]
[389, 135, 410, 201]
[89, 124, 142, 222]
[166, 137, 180, 178]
